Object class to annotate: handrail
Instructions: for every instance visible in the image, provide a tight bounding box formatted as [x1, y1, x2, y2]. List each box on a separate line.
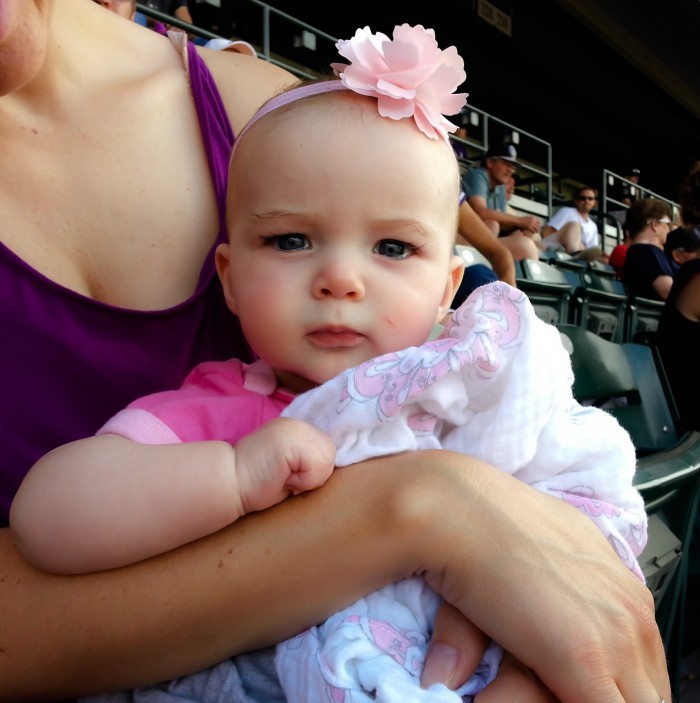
[136, 0, 554, 212]
[452, 104, 553, 215]
[599, 168, 680, 223]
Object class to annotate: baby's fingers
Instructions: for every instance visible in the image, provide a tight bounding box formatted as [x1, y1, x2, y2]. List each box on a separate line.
[285, 425, 336, 494]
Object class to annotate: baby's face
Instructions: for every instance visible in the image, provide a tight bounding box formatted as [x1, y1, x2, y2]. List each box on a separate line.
[219, 95, 463, 393]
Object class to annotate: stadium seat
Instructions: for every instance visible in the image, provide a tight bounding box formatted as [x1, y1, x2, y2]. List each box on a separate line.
[516, 259, 574, 325]
[558, 323, 700, 697]
[576, 269, 628, 341]
[558, 324, 679, 455]
[625, 294, 665, 343]
[454, 244, 492, 270]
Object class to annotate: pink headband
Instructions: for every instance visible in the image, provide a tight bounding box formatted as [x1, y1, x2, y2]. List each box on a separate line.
[231, 81, 347, 159]
[230, 24, 467, 164]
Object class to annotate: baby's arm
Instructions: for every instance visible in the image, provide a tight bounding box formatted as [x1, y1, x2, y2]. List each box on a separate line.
[9, 418, 335, 575]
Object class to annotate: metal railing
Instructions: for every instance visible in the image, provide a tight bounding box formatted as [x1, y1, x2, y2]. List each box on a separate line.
[598, 169, 680, 248]
[451, 104, 553, 215]
[136, 1, 554, 212]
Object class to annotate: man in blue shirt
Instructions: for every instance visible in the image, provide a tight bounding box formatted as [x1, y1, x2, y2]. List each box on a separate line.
[462, 143, 540, 261]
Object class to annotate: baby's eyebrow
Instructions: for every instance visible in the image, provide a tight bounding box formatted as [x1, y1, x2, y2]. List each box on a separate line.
[250, 210, 303, 220]
[372, 219, 437, 238]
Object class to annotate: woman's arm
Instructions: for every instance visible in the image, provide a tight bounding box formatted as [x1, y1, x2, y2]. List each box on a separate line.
[197, 47, 299, 135]
[652, 273, 674, 300]
[676, 271, 700, 320]
[457, 201, 516, 286]
[0, 450, 669, 702]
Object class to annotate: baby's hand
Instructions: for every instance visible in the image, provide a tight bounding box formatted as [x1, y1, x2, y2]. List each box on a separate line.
[233, 418, 336, 515]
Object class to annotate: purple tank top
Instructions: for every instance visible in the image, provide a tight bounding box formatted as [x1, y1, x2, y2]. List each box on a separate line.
[0, 42, 250, 524]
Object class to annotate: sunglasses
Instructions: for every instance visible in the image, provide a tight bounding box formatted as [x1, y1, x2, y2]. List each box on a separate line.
[576, 195, 596, 201]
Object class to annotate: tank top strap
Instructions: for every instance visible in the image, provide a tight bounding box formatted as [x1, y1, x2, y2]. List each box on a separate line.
[166, 31, 235, 252]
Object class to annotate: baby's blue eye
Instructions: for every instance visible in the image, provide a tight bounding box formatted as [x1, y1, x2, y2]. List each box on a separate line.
[267, 234, 310, 251]
[375, 240, 415, 259]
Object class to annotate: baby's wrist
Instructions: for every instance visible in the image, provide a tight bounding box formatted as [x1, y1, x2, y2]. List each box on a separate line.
[223, 442, 247, 520]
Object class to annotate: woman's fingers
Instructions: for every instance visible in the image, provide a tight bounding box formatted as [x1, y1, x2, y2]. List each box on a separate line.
[421, 601, 489, 689]
[408, 452, 671, 703]
[475, 652, 560, 703]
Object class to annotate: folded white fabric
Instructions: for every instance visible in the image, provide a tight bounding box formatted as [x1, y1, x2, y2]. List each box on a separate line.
[278, 281, 646, 703]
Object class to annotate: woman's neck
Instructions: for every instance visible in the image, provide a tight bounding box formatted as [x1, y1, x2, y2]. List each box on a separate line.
[6, 0, 139, 111]
[632, 229, 662, 249]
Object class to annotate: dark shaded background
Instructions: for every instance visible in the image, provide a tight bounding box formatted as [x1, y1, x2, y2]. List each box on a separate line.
[196, 0, 700, 202]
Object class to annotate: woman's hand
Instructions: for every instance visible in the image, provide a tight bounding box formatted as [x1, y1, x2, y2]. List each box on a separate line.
[408, 450, 669, 703]
[423, 602, 559, 701]
[477, 653, 560, 703]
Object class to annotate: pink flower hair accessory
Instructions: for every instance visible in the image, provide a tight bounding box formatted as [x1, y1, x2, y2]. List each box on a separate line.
[331, 24, 468, 141]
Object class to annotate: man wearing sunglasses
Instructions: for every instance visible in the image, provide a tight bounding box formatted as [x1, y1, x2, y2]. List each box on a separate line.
[540, 186, 604, 261]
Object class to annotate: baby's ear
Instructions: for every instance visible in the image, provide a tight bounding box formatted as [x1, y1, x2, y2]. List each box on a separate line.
[436, 255, 465, 322]
[215, 243, 239, 315]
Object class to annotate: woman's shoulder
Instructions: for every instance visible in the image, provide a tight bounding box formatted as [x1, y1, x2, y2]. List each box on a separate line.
[196, 47, 298, 135]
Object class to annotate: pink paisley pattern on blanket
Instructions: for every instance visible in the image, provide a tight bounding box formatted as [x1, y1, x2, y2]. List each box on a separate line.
[340, 283, 525, 422]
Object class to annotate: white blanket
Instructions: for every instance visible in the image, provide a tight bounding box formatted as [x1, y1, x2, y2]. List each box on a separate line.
[276, 281, 647, 703]
[82, 282, 647, 703]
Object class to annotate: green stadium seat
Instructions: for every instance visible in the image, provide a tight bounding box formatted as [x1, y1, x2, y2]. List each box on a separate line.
[557, 323, 700, 698]
[516, 259, 574, 325]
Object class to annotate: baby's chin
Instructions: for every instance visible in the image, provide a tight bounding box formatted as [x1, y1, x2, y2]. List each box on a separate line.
[278, 361, 361, 394]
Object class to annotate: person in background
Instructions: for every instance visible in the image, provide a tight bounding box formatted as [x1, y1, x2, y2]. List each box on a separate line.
[506, 174, 544, 248]
[141, 0, 193, 25]
[541, 186, 605, 261]
[615, 167, 641, 207]
[461, 143, 540, 262]
[657, 226, 700, 432]
[205, 36, 258, 57]
[608, 168, 642, 227]
[92, 0, 136, 19]
[608, 235, 631, 279]
[451, 125, 470, 167]
[451, 195, 516, 308]
[0, 3, 671, 702]
[622, 198, 677, 300]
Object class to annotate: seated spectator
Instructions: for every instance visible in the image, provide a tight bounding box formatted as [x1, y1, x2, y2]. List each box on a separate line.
[140, 0, 193, 28]
[451, 126, 470, 169]
[608, 168, 642, 225]
[664, 225, 700, 265]
[657, 228, 700, 432]
[204, 37, 258, 57]
[619, 168, 641, 206]
[608, 236, 631, 279]
[541, 186, 605, 261]
[451, 195, 516, 308]
[622, 198, 677, 300]
[461, 143, 540, 261]
[92, 0, 136, 19]
[507, 174, 544, 248]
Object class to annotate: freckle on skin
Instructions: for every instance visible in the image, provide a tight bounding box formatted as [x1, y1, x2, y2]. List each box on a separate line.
[32, 129, 38, 135]
[218, 560, 224, 569]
